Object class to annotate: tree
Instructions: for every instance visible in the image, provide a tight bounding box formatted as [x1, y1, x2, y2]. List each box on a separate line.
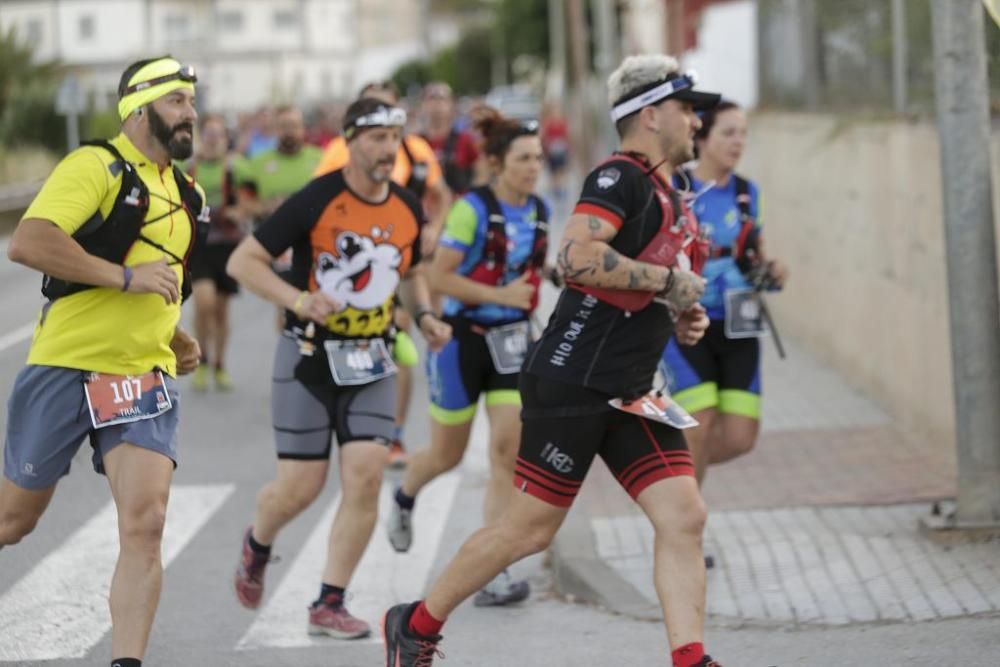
[393, 0, 550, 95]
[391, 26, 494, 95]
[0, 26, 65, 150]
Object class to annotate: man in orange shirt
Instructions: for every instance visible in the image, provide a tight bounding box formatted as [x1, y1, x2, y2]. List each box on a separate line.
[228, 97, 451, 637]
[315, 82, 452, 467]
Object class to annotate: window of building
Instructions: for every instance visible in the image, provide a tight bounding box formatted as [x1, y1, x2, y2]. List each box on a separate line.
[273, 9, 299, 29]
[78, 15, 94, 40]
[218, 10, 244, 32]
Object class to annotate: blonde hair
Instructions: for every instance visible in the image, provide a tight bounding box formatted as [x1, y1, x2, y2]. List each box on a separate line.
[607, 54, 682, 106]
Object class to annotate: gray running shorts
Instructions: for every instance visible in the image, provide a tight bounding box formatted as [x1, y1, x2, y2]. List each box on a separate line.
[271, 335, 396, 460]
[3, 365, 180, 490]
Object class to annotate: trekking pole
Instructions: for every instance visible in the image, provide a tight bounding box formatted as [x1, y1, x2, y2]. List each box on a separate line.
[756, 292, 786, 360]
[747, 262, 786, 360]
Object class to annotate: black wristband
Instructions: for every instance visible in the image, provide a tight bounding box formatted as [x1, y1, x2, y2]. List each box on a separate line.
[662, 267, 675, 294]
[415, 308, 436, 328]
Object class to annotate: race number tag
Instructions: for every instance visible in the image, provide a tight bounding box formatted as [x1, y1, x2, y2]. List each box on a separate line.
[485, 321, 531, 375]
[609, 391, 699, 430]
[724, 288, 767, 339]
[324, 338, 397, 386]
[84, 371, 173, 430]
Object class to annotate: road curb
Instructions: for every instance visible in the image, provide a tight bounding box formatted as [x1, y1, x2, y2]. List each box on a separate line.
[550, 506, 662, 621]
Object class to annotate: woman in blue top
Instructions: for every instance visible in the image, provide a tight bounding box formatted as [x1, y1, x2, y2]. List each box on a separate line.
[388, 108, 551, 606]
[661, 101, 788, 489]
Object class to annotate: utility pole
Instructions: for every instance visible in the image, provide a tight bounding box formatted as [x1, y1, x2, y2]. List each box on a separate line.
[929, 0, 1000, 532]
[665, 0, 684, 55]
[890, 0, 908, 113]
[799, 0, 820, 109]
[566, 0, 593, 169]
[491, 7, 508, 88]
[591, 0, 619, 156]
[547, 0, 567, 100]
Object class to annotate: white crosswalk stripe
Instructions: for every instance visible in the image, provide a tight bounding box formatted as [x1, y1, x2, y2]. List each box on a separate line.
[0, 321, 35, 353]
[0, 484, 234, 661]
[237, 471, 461, 650]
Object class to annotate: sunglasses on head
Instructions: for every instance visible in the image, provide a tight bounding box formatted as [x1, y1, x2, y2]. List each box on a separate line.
[124, 65, 197, 96]
[352, 106, 407, 128]
[517, 119, 540, 135]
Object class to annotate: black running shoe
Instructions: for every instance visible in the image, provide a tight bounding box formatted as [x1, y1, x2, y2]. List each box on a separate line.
[382, 602, 444, 666]
[696, 656, 723, 667]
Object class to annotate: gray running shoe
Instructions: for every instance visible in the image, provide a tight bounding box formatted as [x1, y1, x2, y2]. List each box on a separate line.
[388, 499, 413, 553]
[473, 570, 531, 607]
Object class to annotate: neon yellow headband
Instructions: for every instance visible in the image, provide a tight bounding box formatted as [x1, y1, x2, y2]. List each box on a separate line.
[117, 58, 197, 121]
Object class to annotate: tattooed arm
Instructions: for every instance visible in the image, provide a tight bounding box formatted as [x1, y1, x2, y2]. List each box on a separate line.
[558, 212, 705, 313]
[556, 213, 672, 291]
[655, 270, 705, 314]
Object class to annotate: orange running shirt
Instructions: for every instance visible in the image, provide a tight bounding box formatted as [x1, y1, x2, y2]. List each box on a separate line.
[253, 169, 426, 338]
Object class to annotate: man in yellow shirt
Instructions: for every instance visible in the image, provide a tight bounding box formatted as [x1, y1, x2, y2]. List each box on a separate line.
[315, 81, 453, 467]
[0, 56, 204, 667]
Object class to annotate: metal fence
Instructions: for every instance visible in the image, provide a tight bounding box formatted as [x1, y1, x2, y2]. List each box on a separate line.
[757, 0, 1000, 114]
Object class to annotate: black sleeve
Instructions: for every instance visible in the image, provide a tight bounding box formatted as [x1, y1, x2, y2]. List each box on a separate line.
[391, 183, 427, 268]
[410, 222, 425, 267]
[253, 177, 326, 257]
[573, 160, 644, 229]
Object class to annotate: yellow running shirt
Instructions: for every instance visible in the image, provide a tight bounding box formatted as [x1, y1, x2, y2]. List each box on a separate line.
[22, 133, 204, 376]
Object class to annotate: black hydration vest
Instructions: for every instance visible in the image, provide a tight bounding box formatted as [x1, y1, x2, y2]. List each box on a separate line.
[440, 128, 473, 194]
[400, 137, 429, 199]
[41, 139, 209, 302]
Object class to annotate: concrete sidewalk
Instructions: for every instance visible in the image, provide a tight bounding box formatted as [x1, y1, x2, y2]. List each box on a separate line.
[551, 334, 1000, 627]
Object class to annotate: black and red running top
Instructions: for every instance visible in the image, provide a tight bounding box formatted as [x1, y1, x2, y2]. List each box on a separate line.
[523, 152, 701, 400]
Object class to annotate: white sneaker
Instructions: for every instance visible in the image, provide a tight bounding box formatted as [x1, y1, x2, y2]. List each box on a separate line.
[387, 498, 413, 553]
[474, 569, 531, 607]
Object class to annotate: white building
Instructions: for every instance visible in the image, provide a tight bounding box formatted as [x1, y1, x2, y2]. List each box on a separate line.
[0, 0, 442, 112]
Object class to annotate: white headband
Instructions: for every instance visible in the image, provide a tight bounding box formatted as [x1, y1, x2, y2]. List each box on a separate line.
[344, 106, 407, 139]
[610, 72, 698, 122]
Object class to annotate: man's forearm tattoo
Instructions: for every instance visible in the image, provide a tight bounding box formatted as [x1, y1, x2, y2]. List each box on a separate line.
[557, 240, 594, 281]
[559, 235, 667, 290]
[602, 249, 620, 272]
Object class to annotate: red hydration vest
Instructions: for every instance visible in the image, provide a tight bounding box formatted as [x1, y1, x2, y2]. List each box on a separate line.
[464, 185, 549, 312]
[681, 167, 758, 268]
[571, 153, 707, 312]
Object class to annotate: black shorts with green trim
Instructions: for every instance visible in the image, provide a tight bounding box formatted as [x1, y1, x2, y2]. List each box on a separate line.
[660, 318, 761, 418]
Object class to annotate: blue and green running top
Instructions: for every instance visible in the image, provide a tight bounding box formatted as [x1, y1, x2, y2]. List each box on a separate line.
[439, 188, 551, 325]
[674, 171, 762, 320]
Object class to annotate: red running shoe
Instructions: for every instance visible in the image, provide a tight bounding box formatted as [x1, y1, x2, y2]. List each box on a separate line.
[308, 594, 371, 639]
[234, 527, 275, 609]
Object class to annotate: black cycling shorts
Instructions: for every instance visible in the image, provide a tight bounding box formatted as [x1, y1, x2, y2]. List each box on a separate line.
[661, 319, 761, 418]
[513, 373, 693, 508]
[426, 317, 522, 424]
[190, 243, 240, 295]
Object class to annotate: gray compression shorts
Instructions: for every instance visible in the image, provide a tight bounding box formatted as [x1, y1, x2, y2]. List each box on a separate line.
[271, 334, 396, 460]
[3, 364, 180, 490]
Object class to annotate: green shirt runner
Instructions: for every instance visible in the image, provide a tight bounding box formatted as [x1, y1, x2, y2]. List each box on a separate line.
[238, 145, 323, 205]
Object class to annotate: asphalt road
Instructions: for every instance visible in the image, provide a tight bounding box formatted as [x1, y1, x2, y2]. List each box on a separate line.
[2, 217, 999, 666]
